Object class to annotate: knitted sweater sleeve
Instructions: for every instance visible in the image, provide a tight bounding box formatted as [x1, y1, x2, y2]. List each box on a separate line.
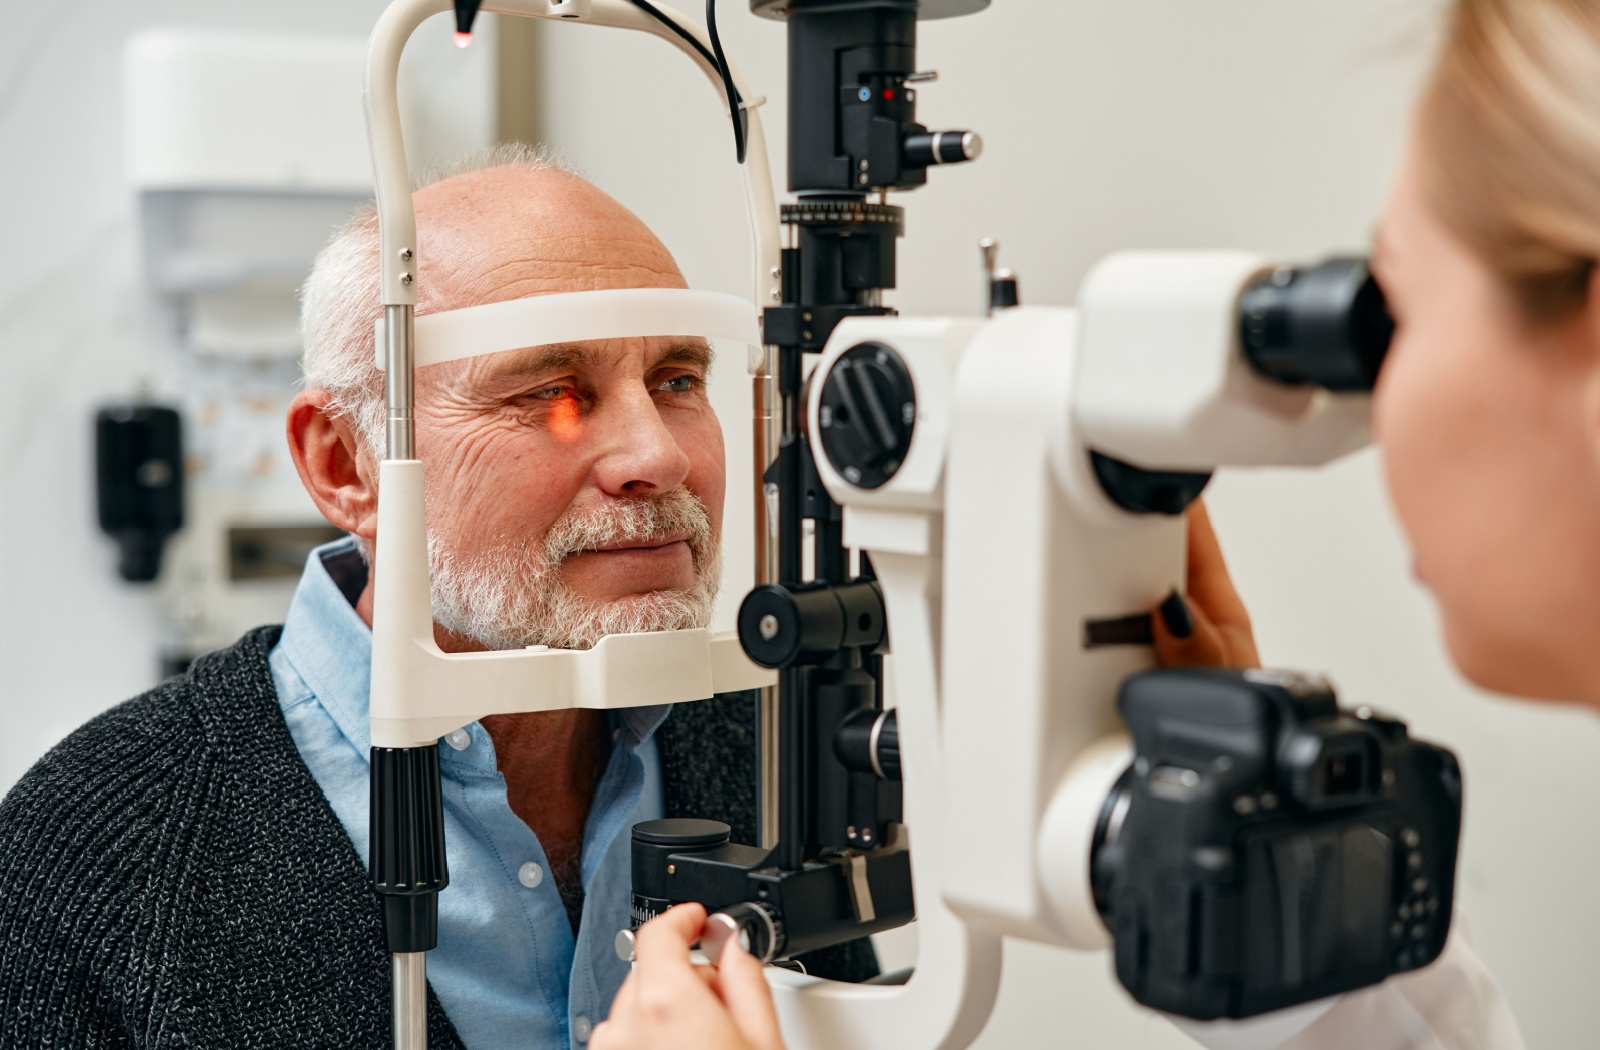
[0, 676, 210, 1049]
[0, 630, 466, 1050]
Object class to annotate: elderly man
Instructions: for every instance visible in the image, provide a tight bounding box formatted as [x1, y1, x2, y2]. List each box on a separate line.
[0, 148, 872, 1049]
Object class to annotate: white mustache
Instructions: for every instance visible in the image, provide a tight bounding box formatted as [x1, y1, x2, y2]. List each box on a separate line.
[542, 490, 713, 565]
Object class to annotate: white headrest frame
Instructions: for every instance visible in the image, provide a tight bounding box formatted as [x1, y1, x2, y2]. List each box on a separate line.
[373, 287, 761, 370]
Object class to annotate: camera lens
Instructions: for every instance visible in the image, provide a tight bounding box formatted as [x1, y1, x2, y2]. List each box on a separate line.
[1239, 257, 1395, 392]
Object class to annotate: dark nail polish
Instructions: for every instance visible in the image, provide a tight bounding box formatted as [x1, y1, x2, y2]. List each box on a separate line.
[1160, 590, 1194, 639]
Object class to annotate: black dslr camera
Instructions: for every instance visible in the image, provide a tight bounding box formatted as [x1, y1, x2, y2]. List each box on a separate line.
[1090, 668, 1462, 1020]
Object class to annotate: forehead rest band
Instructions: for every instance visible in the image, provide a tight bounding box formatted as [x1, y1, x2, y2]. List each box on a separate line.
[374, 287, 761, 370]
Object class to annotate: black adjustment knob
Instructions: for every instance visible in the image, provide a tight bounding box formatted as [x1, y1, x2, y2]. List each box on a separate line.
[1239, 257, 1395, 392]
[817, 342, 916, 490]
[738, 581, 887, 669]
[702, 902, 786, 965]
[989, 268, 1020, 311]
[835, 708, 900, 781]
[629, 818, 732, 911]
[904, 130, 983, 167]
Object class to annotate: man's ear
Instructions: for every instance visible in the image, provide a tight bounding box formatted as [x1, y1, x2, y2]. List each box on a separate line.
[286, 389, 378, 543]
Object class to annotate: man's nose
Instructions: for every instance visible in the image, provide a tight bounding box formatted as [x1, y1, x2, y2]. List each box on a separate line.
[590, 386, 693, 497]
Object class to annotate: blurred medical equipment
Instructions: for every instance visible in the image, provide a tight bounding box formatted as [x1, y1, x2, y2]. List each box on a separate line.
[357, 2, 1463, 1048]
[95, 400, 185, 582]
[112, 30, 371, 669]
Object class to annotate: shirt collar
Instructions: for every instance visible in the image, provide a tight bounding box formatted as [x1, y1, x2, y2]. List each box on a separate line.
[277, 537, 379, 757]
[277, 537, 670, 762]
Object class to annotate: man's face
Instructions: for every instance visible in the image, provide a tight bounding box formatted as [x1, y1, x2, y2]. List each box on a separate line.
[415, 333, 727, 651]
[395, 166, 728, 652]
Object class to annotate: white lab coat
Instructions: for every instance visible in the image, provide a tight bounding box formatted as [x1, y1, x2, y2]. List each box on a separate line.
[1177, 925, 1526, 1050]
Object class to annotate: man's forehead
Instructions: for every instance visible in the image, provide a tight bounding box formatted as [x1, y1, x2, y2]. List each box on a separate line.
[415, 167, 687, 312]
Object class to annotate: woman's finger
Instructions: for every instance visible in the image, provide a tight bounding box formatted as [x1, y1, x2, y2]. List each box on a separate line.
[1184, 502, 1260, 665]
[1152, 588, 1231, 668]
[713, 938, 785, 1050]
[632, 903, 707, 971]
[1150, 501, 1261, 669]
[631, 904, 717, 1011]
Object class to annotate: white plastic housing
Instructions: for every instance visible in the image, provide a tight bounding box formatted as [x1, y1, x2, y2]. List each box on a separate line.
[808, 316, 983, 556]
[939, 306, 1184, 947]
[1075, 251, 1372, 471]
[773, 317, 1002, 1050]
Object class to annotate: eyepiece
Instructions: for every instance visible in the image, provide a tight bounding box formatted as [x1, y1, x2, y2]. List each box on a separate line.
[1239, 257, 1395, 392]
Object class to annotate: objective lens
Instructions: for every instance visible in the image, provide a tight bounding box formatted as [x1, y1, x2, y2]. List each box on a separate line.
[1239, 257, 1395, 392]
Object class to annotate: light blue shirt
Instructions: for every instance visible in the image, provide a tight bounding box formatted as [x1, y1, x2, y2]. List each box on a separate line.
[268, 538, 667, 1049]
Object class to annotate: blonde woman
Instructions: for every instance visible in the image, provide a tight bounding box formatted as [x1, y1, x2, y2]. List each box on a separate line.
[599, 0, 1600, 1044]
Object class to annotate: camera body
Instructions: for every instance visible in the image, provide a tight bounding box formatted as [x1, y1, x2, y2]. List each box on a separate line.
[1091, 668, 1462, 1020]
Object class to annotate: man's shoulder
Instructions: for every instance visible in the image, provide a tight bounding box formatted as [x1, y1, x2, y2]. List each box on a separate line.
[0, 626, 287, 854]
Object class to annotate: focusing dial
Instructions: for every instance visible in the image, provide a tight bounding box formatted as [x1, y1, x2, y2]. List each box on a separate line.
[817, 341, 916, 489]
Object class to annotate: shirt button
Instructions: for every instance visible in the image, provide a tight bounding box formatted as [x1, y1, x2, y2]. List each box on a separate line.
[518, 861, 545, 889]
[445, 728, 471, 751]
[573, 1015, 592, 1043]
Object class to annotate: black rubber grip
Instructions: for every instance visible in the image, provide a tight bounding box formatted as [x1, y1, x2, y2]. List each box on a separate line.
[370, 745, 450, 953]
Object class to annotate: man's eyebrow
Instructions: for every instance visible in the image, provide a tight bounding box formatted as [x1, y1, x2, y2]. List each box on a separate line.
[485, 343, 597, 377]
[655, 342, 715, 371]
[466, 340, 714, 385]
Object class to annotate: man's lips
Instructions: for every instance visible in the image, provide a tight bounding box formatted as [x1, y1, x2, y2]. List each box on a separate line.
[579, 532, 692, 554]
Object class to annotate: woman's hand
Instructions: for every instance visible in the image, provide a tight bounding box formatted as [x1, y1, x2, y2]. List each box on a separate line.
[591, 904, 786, 1050]
[1151, 500, 1261, 669]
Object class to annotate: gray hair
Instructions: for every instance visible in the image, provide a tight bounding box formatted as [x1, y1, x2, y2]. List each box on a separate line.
[298, 141, 577, 460]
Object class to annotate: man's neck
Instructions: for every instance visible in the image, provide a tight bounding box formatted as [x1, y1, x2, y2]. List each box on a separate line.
[355, 579, 610, 933]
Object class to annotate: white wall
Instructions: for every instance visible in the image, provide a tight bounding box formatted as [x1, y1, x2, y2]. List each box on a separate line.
[536, 2, 1599, 1047]
[0, 1, 492, 787]
[4, 1, 1598, 1046]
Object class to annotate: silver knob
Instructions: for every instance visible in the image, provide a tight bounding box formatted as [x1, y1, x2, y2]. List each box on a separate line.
[700, 912, 745, 967]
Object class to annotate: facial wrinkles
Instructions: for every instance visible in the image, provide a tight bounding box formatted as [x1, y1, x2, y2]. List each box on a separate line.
[428, 488, 721, 651]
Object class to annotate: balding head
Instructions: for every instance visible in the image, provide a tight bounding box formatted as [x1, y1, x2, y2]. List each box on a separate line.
[416, 163, 685, 311]
[300, 147, 687, 458]
[289, 146, 726, 654]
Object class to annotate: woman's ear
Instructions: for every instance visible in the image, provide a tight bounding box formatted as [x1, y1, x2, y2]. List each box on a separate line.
[286, 390, 378, 543]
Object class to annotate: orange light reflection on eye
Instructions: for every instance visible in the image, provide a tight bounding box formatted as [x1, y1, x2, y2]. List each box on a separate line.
[546, 398, 582, 440]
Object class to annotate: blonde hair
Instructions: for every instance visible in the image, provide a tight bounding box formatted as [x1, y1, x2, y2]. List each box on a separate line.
[1419, 0, 1600, 321]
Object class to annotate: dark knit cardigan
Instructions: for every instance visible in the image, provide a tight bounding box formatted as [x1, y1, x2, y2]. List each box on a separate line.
[0, 627, 873, 1048]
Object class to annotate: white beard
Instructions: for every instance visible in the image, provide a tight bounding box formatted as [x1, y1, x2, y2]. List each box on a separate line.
[427, 489, 720, 652]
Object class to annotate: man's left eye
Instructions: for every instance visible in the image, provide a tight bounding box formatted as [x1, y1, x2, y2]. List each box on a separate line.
[657, 375, 699, 394]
